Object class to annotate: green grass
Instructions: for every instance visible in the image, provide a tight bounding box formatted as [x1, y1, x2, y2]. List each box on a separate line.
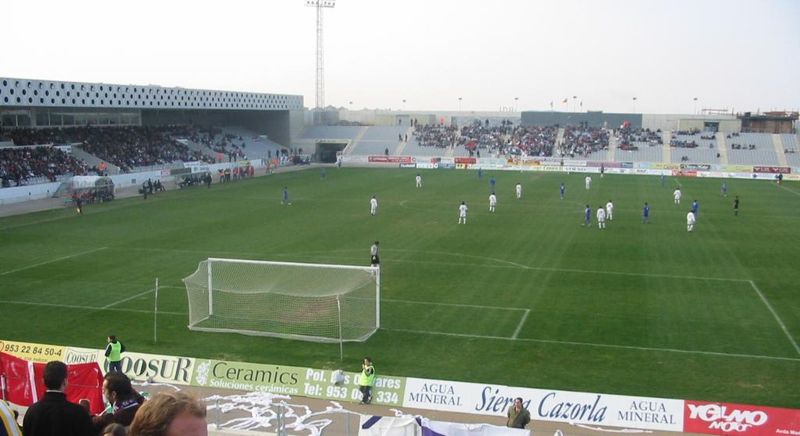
[1, 168, 799, 408]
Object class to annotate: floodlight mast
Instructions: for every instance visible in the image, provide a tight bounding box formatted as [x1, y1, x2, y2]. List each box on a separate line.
[306, 0, 336, 109]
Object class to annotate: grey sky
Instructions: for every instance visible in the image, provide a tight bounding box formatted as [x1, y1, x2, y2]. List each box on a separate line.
[5, 0, 798, 113]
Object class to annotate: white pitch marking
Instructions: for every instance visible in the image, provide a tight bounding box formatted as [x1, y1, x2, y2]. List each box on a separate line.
[0, 299, 184, 316]
[383, 297, 526, 312]
[512, 309, 530, 339]
[777, 183, 800, 197]
[116, 246, 753, 283]
[381, 327, 800, 362]
[0, 247, 108, 276]
[749, 280, 800, 355]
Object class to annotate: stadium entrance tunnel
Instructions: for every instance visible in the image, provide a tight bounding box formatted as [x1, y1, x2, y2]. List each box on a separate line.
[317, 141, 347, 163]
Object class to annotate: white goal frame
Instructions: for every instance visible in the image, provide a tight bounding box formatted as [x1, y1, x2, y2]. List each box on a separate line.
[184, 257, 380, 344]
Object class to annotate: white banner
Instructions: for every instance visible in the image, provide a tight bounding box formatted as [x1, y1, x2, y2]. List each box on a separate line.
[402, 378, 683, 432]
[64, 346, 196, 385]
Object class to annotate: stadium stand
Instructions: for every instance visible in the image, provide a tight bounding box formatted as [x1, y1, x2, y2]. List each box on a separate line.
[300, 126, 362, 141]
[726, 132, 781, 165]
[782, 134, 800, 166]
[559, 126, 609, 158]
[0, 146, 88, 187]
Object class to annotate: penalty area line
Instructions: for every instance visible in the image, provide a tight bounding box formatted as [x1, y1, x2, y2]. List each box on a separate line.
[512, 309, 530, 339]
[0, 247, 108, 276]
[0, 299, 184, 316]
[103, 285, 186, 309]
[749, 280, 800, 356]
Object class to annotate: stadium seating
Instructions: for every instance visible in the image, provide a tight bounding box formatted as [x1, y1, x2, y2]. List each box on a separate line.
[299, 126, 362, 140]
[616, 145, 663, 163]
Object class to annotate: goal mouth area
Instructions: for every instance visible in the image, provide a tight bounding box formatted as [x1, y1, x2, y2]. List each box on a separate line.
[182, 258, 380, 343]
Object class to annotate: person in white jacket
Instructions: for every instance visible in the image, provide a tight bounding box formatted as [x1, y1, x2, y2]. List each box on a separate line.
[687, 210, 696, 232]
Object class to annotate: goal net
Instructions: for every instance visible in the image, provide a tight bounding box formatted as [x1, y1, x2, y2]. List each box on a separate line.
[182, 258, 380, 343]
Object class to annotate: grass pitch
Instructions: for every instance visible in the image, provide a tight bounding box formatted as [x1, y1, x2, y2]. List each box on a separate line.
[0, 168, 798, 407]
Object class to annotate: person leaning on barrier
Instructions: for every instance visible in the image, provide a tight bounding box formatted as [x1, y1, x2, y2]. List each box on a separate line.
[506, 397, 531, 429]
[128, 391, 207, 436]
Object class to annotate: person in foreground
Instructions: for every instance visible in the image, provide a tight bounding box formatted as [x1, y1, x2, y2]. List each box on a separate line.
[128, 391, 207, 436]
[22, 361, 93, 436]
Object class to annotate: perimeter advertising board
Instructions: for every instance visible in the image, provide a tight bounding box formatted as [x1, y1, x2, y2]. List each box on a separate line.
[0, 339, 65, 363]
[402, 378, 683, 432]
[190, 359, 405, 407]
[684, 400, 800, 435]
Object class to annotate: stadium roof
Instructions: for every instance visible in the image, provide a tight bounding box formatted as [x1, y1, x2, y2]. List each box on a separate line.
[0, 77, 303, 112]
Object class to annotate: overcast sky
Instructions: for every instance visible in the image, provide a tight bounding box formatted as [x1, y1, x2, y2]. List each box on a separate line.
[4, 0, 798, 114]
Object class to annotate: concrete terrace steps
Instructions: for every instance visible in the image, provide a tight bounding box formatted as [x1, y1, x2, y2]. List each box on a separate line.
[607, 134, 617, 162]
[662, 131, 672, 163]
[342, 126, 369, 155]
[773, 134, 788, 167]
[716, 134, 729, 165]
[71, 146, 121, 174]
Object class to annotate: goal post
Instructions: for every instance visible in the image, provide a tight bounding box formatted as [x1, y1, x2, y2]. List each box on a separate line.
[183, 258, 380, 343]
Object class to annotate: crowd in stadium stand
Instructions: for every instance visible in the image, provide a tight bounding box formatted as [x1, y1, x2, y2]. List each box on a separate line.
[669, 136, 700, 149]
[1, 146, 88, 187]
[618, 127, 662, 151]
[413, 121, 557, 157]
[559, 126, 609, 157]
[412, 124, 460, 148]
[78, 126, 211, 172]
[186, 127, 248, 162]
[4, 126, 212, 173]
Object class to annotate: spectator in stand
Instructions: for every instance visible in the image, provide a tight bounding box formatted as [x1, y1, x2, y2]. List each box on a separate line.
[22, 361, 93, 436]
[91, 372, 145, 435]
[102, 424, 126, 436]
[128, 391, 207, 436]
[0, 399, 22, 436]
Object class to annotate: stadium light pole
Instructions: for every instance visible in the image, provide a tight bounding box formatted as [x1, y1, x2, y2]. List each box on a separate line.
[306, 0, 336, 109]
[402, 99, 406, 111]
[693, 97, 699, 115]
[572, 96, 577, 112]
[458, 97, 462, 111]
[632, 97, 637, 113]
[514, 97, 519, 112]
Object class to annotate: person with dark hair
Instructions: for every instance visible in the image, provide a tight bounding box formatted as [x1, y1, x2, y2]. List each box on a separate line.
[358, 357, 375, 405]
[22, 361, 93, 436]
[128, 391, 206, 436]
[91, 372, 145, 435]
[102, 423, 127, 436]
[105, 335, 126, 373]
[506, 397, 531, 429]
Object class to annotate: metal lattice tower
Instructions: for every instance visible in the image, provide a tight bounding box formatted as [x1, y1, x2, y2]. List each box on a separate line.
[306, 0, 336, 109]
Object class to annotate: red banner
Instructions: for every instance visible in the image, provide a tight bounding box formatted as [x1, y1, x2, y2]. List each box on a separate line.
[368, 156, 414, 164]
[0, 352, 36, 406]
[753, 166, 791, 174]
[454, 157, 477, 164]
[684, 400, 800, 435]
[0, 352, 104, 415]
